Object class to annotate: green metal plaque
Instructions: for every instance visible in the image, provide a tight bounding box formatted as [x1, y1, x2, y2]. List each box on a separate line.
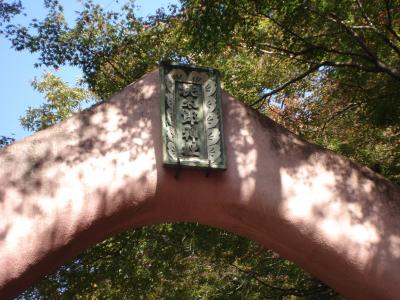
[160, 62, 226, 170]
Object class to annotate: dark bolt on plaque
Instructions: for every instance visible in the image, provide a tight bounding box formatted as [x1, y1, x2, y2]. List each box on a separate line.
[160, 62, 226, 170]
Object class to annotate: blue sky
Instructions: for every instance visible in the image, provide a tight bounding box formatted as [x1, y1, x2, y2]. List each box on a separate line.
[0, 0, 178, 141]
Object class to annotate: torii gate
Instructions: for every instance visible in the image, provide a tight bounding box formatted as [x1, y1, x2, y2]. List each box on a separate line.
[0, 70, 399, 299]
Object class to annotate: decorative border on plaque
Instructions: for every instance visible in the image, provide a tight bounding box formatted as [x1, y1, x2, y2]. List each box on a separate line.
[160, 62, 226, 170]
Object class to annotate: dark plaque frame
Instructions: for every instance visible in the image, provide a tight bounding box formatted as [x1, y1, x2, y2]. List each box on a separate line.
[160, 62, 226, 170]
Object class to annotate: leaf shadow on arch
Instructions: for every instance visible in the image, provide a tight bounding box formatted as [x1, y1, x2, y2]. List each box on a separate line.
[0, 71, 160, 297]
[0, 70, 399, 299]
[143, 70, 400, 298]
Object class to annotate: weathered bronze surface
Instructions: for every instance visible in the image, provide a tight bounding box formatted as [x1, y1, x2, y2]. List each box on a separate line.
[160, 62, 226, 170]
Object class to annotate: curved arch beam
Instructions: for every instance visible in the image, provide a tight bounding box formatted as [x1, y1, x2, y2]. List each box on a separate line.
[0, 71, 399, 299]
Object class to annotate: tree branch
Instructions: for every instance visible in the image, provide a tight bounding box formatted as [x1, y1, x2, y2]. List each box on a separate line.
[324, 12, 377, 58]
[256, 6, 400, 81]
[355, 0, 400, 57]
[257, 42, 374, 63]
[320, 61, 382, 72]
[252, 58, 386, 108]
[384, 0, 393, 28]
[320, 102, 359, 133]
[323, 12, 400, 80]
[384, 0, 400, 42]
[252, 63, 323, 107]
[261, 13, 312, 46]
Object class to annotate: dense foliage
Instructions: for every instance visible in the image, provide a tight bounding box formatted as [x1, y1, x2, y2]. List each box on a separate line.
[20, 72, 97, 132]
[179, 0, 400, 182]
[21, 224, 337, 299]
[3, 0, 399, 298]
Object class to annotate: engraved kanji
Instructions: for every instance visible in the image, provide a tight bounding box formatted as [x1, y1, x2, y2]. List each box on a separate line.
[181, 109, 199, 126]
[181, 97, 200, 109]
[182, 140, 200, 157]
[182, 124, 198, 141]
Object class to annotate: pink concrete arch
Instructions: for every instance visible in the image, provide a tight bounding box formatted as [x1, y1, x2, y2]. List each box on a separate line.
[0, 70, 399, 299]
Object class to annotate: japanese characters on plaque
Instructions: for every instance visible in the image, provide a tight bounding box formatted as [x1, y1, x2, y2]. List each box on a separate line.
[160, 62, 226, 170]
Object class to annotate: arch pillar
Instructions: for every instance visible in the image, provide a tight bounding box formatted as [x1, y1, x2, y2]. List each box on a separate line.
[0, 70, 399, 299]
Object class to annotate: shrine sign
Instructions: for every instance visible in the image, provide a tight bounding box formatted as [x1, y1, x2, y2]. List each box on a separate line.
[160, 62, 226, 170]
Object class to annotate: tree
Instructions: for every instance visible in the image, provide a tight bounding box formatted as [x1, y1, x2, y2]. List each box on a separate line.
[20, 72, 97, 132]
[6, 0, 399, 298]
[178, 0, 400, 183]
[181, 0, 400, 112]
[0, 0, 22, 33]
